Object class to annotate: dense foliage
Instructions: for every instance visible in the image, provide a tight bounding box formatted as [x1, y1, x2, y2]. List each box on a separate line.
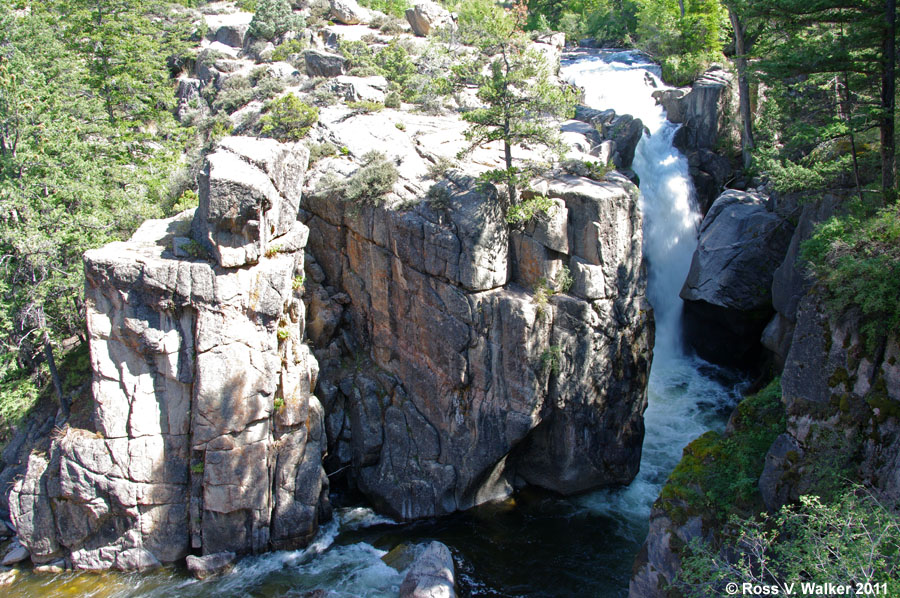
[0, 1, 196, 431]
[801, 202, 900, 351]
[677, 491, 900, 597]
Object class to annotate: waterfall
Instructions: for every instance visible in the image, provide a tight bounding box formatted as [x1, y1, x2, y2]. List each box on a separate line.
[561, 51, 745, 526]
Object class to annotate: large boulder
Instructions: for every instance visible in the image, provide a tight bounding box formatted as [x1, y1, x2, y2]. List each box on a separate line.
[399, 542, 456, 598]
[680, 190, 794, 366]
[405, 1, 454, 37]
[329, 0, 370, 25]
[8, 138, 329, 570]
[304, 50, 348, 78]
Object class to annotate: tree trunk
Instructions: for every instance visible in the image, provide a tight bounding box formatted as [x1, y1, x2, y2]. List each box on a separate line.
[504, 140, 516, 204]
[677, 0, 685, 17]
[728, 5, 755, 170]
[43, 332, 70, 420]
[881, 0, 896, 203]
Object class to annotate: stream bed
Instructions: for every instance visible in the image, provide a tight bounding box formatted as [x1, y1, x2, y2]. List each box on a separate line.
[7, 50, 746, 598]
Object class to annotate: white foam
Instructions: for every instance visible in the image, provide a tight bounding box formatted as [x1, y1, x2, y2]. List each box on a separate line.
[562, 51, 744, 522]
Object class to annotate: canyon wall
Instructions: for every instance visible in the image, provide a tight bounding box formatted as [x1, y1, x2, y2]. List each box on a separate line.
[9, 137, 329, 569]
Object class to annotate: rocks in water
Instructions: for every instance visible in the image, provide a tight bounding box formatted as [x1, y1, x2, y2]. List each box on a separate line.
[1, 540, 29, 566]
[329, 0, 370, 25]
[406, 1, 454, 37]
[186, 551, 237, 579]
[304, 50, 348, 78]
[8, 137, 329, 570]
[399, 541, 456, 598]
[680, 190, 793, 367]
[655, 67, 739, 214]
[573, 107, 644, 169]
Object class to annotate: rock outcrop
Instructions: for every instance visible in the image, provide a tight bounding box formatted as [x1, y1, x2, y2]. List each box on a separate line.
[654, 67, 738, 214]
[761, 194, 843, 368]
[406, 1, 454, 37]
[573, 106, 644, 171]
[8, 137, 330, 569]
[759, 294, 900, 510]
[299, 108, 653, 519]
[680, 190, 793, 367]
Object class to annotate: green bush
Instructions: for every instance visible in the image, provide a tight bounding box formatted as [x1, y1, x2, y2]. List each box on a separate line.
[676, 490, 900, 597]
[506, 195, 557, 224]
[358, 0, 410, 18]
[801, 203, 900, 352]
[343, 151, 399, 204]
[259, 93, 319, 141]
[248, 0, 303, 41]
[211, 75, 254, 114]
[271, 38, 307, 63]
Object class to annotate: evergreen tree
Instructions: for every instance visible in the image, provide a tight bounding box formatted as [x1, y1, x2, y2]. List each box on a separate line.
[458, 1, 575, 204]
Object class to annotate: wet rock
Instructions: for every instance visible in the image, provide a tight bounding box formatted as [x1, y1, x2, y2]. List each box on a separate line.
[1, 540, 29, 566]
[399, 541, 456, 598]
[186, 551, 237, 579]
[33, 559, 66, 574]
[406, 1, 454, 37]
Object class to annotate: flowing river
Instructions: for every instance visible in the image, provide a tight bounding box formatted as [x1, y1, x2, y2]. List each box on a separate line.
[9, 50, 746, 598]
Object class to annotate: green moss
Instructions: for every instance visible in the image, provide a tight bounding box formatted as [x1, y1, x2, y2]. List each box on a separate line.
[867, 376, 900, 423]
[657, 378, 786, 525]
[828, 367, 850, 389]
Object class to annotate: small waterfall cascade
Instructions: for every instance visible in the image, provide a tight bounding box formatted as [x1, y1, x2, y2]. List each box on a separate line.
[560, 51, 745, 524]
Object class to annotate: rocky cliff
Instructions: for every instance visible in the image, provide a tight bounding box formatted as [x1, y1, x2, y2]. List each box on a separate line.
[9, 137, 329, 569]
[298, 106, 654, 519]
[4, 104, 655, 566]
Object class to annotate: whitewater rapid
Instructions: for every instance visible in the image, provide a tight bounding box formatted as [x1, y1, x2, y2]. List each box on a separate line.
[561, 51, 745, 527]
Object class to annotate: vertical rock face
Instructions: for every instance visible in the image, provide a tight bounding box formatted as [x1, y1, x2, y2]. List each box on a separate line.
[654, 67, 739, 214]
[679, 190, 794, 367]
[9, 137, 329, 569]
[759, 293, 900, 510]
[303, 166, 653, 518]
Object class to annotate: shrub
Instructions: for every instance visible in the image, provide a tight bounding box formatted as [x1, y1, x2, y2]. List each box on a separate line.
[348, 100, 385, 113]
[358, 0, 410, 18]
[801, 202, 900, 352]
[541, 345, 562, 374]
[343, 151, 399, 204]
[248, 0, 303, 41]
[506, 195, 556, 224]
[271, 38, 308, 63]
[307, 141, 338, 163]
[259, 93, 319, 141]
[212, 75, 254, 114]
[676, 490, 900, 597]
[555, 265, 573, 294]
[384, 91, 402, 108]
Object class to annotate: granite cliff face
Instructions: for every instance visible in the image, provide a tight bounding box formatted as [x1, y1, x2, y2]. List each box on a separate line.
[5, 104, 655, 566]
[299, 107, 654, 519]
[9, 137, 329, 569]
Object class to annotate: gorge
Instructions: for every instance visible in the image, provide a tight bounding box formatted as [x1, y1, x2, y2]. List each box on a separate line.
[2, 1, 898, 596]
